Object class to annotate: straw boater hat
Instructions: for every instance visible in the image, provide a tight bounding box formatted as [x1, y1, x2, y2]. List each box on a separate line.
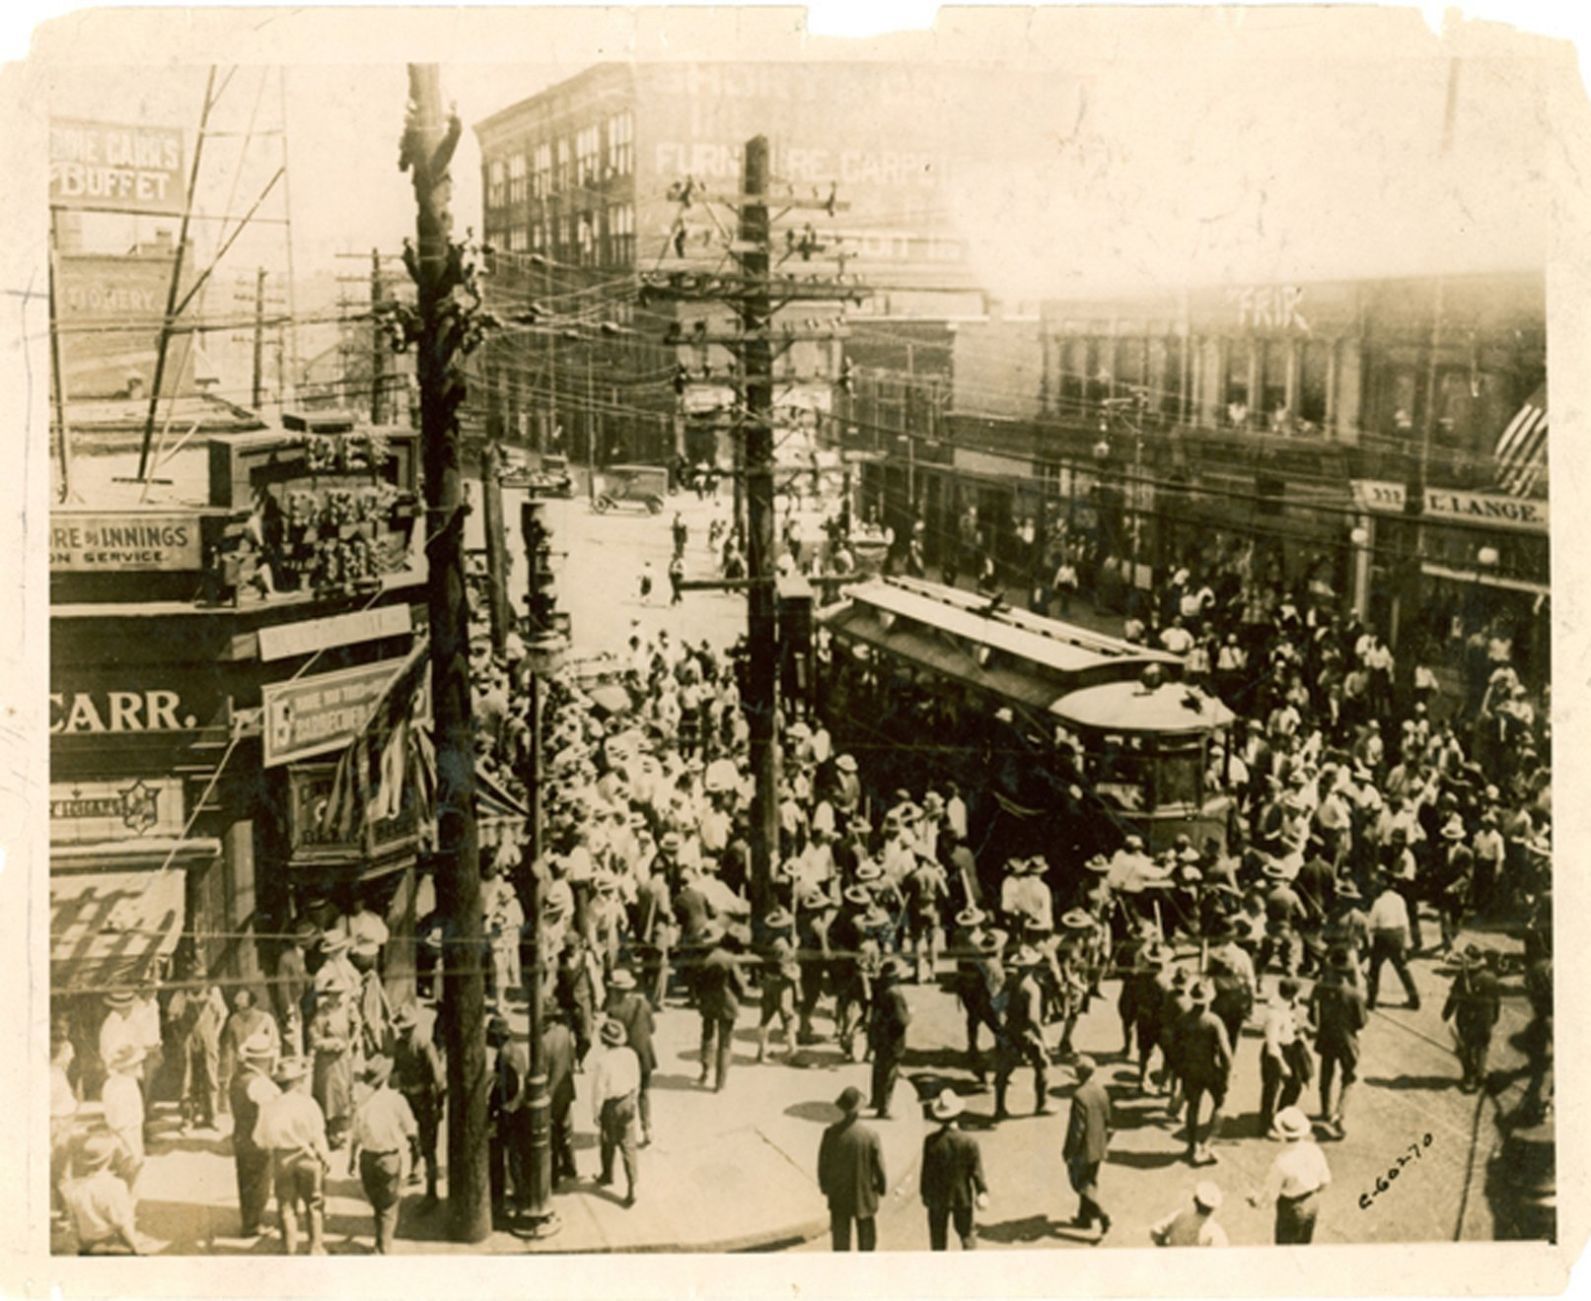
[763, 907, 794, 931]
[609, 967, 638, 991]
[879, 955, 911, 982]
[321, 932, 353, 959]
[1009, 945, 1043, 969]
[1193, 1181, 1223, 1210]
[835, 754, 858, 773]
[1262, 859, 1289, 881]
[798, 884, 831, 912]
[1336, 879, 1364, 902]
[930, 1089, 965, 1121]
[956, 905, 987, 930]
[1084, 854, 1110, 873]
[1440, 814, 1467, 841]
[1060, 909, 1093, 932]
[843, 885, 872, 908]
[273, 1056, 310, 1085]
[240, 1029, 277, 1065]
[856, 863, 884, 884]
[1274, 1106, 1311, 1140]
[600, 1018, 627, 1047]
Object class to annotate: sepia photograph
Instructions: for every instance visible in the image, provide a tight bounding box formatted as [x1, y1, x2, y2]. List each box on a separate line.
[8, 2, 1591, 1290]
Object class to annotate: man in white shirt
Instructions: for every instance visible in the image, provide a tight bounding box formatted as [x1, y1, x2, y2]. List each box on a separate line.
[1247, 1107, 1331, 1243]
[101, 1045, 146, 1173]
[1365, 876, 1421, 1011]
[1151, 1181, 1228, 1247]
[62, 1133, 148, 1255]
[590, 1018, 641, 1207]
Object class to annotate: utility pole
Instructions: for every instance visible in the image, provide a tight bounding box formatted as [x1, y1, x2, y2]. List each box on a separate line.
[517, 497, 565, 1238]
[370, 247, 386, 424]
[481, 440, 510, 654]
[1394, 278, 1444, 702]
[740, 135, 779, 917]
[399, 63, 492, 1245]
[251, 267, 267, 410]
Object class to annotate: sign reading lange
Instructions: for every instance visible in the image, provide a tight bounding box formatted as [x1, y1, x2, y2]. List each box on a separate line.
[50, 118, 187, 214]
[262, 658, 406, 768]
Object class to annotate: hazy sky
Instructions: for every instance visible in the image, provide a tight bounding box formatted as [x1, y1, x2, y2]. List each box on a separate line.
[31, 8, 1584, 298]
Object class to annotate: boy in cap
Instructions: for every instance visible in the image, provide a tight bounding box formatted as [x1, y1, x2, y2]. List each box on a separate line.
[350, 1055, 416, 1252]
[1150, 1181, 1228, 1247]
[919, 1089, 988, 1250]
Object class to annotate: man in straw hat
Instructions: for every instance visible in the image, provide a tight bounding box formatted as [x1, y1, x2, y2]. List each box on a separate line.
[1247, 1105, 1331, 1243]
[350, 1055, 416, 1253]
[993, 945, 1051, 1122]
[755, 909, 801, 1065]
[1063, 1055, 1113, 1241]
[390, 1004, 445, 1202]
[228, 1029, 281, 1238]
[1442, 943, 1502, 1094]
[817, 1085, 887, 1251]
[253, 1056, 330, 1255]
[919, 1089, 988, 1251]
[1307, 947, 1367, 1139]
[62, 1132, 148, 1255]
[307, 959, 359, 1152]
[590, 1017, 642, 1207]
[954, 910, 1006, 1088]
[1434, 813, 1475, 955]
[1365, 871, 1421, 1011]
[101, 1041, 147, 1174]
[605, 967, 659, 1144]
[1150, 1180, 1228, 1247]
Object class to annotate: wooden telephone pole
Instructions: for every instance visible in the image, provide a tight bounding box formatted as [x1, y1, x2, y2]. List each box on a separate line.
[400, 63, 491, 1245]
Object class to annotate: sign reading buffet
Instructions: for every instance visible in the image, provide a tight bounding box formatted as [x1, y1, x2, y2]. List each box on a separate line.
[49, 117, 187, 215]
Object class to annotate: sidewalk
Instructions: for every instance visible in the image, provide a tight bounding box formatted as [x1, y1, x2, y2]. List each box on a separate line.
[56, 989, 928, 1257]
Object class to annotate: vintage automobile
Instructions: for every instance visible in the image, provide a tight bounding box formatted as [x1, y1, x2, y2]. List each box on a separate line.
[501, 451, 574, 498]
[592, 463, 669, 515]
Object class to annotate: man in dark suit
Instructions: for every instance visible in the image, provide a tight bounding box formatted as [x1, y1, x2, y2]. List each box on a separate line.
[605, 967, 658, 1145]
[695, 925, 747, 1092]
[541, 1002, 579, 1183]
[868, 957, 913, 1118]
[1062, 1054, 1112, 1240]
[817, 1085, 887, 1251]
[919, 1089, 988, 1250]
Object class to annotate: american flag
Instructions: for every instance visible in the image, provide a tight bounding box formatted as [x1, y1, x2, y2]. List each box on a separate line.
[1494, 384, 1548, 497]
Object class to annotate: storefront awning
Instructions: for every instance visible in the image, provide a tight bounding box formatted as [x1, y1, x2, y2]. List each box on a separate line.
[50, 854, 206, 994]
[476, 769, 529, 850]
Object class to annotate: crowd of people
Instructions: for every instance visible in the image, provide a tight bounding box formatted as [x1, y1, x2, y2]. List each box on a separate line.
[48, 478, 1554, 1256]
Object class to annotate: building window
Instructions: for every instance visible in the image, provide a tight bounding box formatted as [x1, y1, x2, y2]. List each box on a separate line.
[576, 125, 600, 188]
[1116, 337, 1147, 395]
[531, 221, 546, 254]
[1226, 338, 1252, 421]
[557, 212, 572, 253]
[606, 202, 634, 266]
[577, 211, 595, 264]
[487, 158, 506, 209]
[1260, 339, 1289, 424]
[532, 142, 552, 200]
[1300, 339, 1330, 425]
[507, 225, 527, 253]
[606, 111, 633, 177]
[507, 152, 527, 205]
[556, 138, 572, 193]
[1161, 335, 1185, 417]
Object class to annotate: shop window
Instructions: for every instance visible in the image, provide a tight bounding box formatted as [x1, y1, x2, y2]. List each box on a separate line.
[507, 152, 527, 205]
[1261, 339, 1289, 424]
[1300, 339, 1330, 425]
[487, 158, 505, 208]
[531, 142, 552, 199]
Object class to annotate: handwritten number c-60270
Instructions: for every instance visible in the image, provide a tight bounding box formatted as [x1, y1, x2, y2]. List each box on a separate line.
[1362, 1134, 1433, 1210]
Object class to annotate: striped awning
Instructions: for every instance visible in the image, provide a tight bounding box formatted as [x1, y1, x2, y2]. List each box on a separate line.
[50, 852, 208, 994]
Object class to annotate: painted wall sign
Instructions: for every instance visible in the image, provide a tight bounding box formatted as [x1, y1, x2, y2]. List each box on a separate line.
[50, 118, 187, 214]
[50, 688, 200, 734]
[50, 777, 185, 843]
[261, 658, 407, 768]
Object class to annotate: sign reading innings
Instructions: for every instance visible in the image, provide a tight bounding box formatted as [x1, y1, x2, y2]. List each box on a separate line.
[50, 118, 187, 215]
[50, 511, 203, 571]
[262, 658, 409, 768]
